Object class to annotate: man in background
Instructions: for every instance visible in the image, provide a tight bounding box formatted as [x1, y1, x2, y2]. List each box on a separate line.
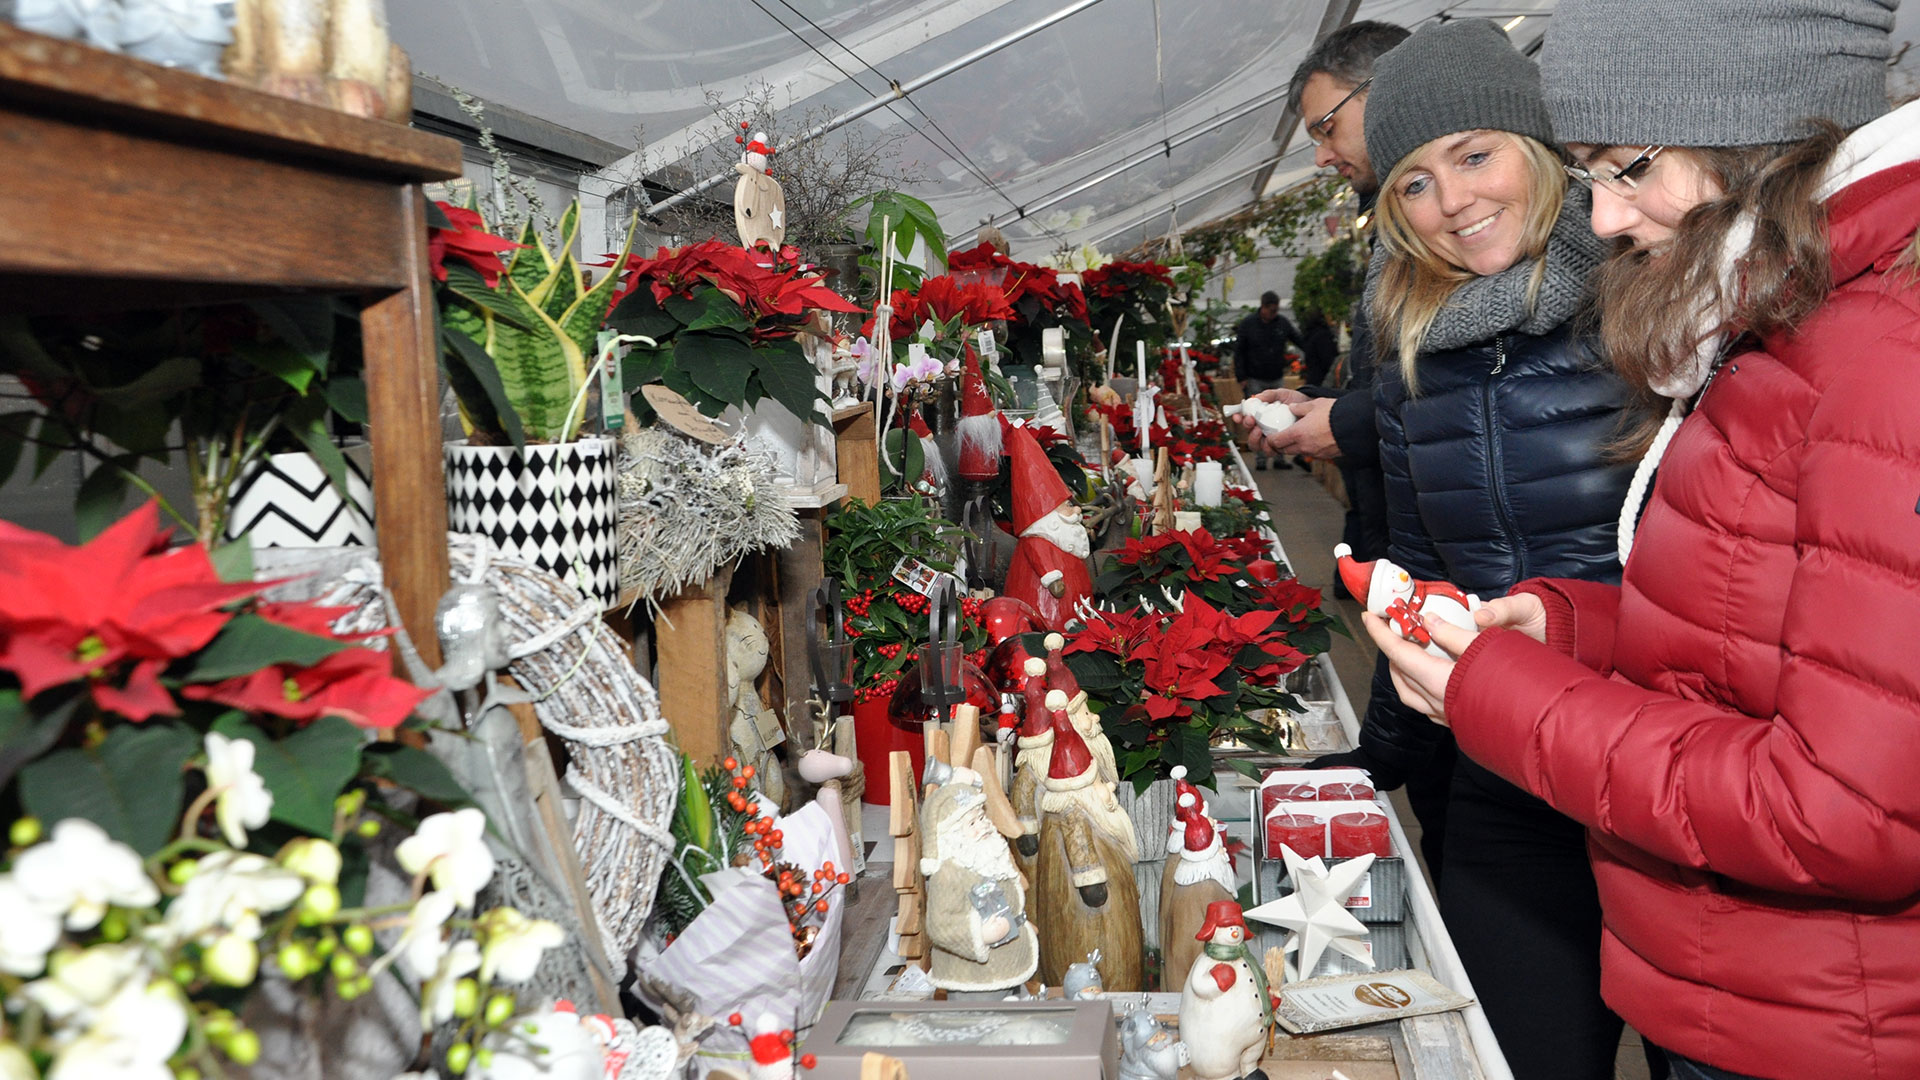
[1231, 291, 1304, 469]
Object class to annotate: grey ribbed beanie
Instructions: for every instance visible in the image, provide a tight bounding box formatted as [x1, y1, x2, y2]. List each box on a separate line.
[1540, 0, 1897, 147]
[1364, 19, 1558, 181]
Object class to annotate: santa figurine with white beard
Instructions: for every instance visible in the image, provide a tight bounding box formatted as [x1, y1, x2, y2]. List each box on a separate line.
[1160, 790, 1236, 985]
[1042, 633, 1118, 786]
[1034, 705, 1143, 991]
[1003, 424, 1093, 633]
[919, 769, 1039, 992]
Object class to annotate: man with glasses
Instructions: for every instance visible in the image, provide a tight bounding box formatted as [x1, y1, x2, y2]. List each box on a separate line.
[1241, 21, 1408, 575]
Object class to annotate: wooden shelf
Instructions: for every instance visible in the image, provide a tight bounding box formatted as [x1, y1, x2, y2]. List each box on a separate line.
[0, 26, 465, 667]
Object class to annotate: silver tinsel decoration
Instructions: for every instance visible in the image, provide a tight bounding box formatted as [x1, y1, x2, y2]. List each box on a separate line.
[615, 426, 801, 611]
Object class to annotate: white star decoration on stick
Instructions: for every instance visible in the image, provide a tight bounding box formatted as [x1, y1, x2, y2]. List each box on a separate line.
[1244, 848, 1376, 982]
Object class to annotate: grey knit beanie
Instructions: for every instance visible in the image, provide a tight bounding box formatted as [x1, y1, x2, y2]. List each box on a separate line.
[1364, 19, 1558, 181]
[1540, 0, 1897, 147]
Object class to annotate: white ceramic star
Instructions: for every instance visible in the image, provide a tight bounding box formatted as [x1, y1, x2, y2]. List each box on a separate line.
[770, 208, 785, 229]
[1244, 848, 1376, 981]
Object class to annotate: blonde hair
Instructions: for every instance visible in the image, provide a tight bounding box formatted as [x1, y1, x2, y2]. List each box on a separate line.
[1371, 132, 1568, 389]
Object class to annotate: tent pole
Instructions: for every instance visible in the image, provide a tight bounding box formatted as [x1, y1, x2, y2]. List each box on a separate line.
[645, 0, 1111, 216]
[957, 84, 1291, 241]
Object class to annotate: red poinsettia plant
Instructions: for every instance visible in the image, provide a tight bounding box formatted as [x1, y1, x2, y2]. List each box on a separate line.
[1086, 401, 1231, 465]
[861, 274, 1016, 350]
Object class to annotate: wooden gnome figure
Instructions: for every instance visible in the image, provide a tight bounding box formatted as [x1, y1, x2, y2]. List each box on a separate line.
[919, 769, 1040, 992]
[956, 347, 1003, 490]
[1333, 542, 1482, 658]
[726, 607, 787, 807]
[1164, 764, 1209, 853]
[1042, 634, 1118, 786]
[1179, 900, 1273, 1080]
[1003, 425, 1093, 633]
[1009, 658, 1054, 908]
[1160, 791, 1235, 983]
[1034, 706, 1144, 990]
[733, 126, 787, 251]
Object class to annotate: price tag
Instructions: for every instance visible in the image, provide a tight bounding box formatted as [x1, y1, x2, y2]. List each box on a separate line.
[597, 330, 626, 431]
[891, 556, 958, 597]
[975, 327, 999, 364]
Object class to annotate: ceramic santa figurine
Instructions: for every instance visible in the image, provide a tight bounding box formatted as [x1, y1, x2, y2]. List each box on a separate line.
[1003, 425, 1093, 632]
[919, 771, 1039, 992]
[1179, 901, 1273, 1080]
[957, 347, 1002, 486]
[1042, 634, 1117, 785]
[1164, 764, 1209, 853]
[1033, 707, 1143, 990]
[1333, 543, 1482, 658]
[1160, 793, 1235, 984]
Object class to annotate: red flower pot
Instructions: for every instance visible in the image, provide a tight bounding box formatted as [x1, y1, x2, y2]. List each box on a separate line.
[853, 696, 924, 806]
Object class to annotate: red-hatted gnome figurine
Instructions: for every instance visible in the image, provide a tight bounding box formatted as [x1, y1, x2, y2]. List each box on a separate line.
[1178, 900, 1273, 1080]
[907, 411, 947, 497]
[1161, 789, 1235, 986]
[957, 346, 1002, 485]
[728, 1011, 816, 1080]
[1004, 425, 1092, 632]
[1034, 704, 1143, 990]
[1333, 542, 1482, 658]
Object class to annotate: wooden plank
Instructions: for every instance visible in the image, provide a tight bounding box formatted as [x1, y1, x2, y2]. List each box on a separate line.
[891, 833, 919, 889]
[0, 24, 463, 181]
[897, 932, 923, 960]
[772, 514, 828, 743]
[895, 889, 923, 935]
[833, 402, 881, 507]
[950, 704, 981, 767]
[1398, 1014, 1485, 1080]
[654, 568, 733, 766]
[361, 186, 449, 672]
[830, 865, 897, 998]
[0, 106, 414, 289]
[888, 751, 917, 837]
[972, 746, 1021, 840]
[925, 727, 950, 771]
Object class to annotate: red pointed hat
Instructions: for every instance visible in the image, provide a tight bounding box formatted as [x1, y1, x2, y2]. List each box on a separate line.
[957, 347, 1003, 481]
[1020, 657, 1049, 730]
[749, 1032, 791, 1065]
[1194, 899, 1246, 941]
[1182, 807, 1214, 854]
[1008, 424, 1073, 534]
[908, 412, 934, 438]
[1046, 708, 1095, 783]
[1170, 764, 1202, 813]
[1042, 633, 1082, 699]
[960, 345, 994, 420]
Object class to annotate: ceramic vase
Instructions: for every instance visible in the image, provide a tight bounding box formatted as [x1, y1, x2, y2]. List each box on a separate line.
[223, 445, 376, 549]
[445, 437, 619, 608]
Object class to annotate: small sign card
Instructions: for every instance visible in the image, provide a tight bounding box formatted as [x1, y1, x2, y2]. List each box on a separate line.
[1273, 969, 1473, 1035]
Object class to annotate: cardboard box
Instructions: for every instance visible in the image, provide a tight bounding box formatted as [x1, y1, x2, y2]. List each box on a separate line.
[800, 999, 1119, 1080]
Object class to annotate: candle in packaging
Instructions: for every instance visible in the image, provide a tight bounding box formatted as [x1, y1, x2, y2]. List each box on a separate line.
[1194, 461, 1224, 507]
[1330, 811, 1392, 858]
[1267, 813, 1325, 860]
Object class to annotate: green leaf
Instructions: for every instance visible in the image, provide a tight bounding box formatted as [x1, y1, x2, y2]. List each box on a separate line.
[74, 463, 130, 541]
[208, 538, 255, 584]
[752, 339, 825, 425]
[0, 687, 81, 791]
[426, 200, 454, 230]
[443, 264, 537, 331]
[492, 280, 587, 441]
[30, 416, 61, 481]
[19, 723, 198, 855]
[247, 296, 336, 372]
[362, 745, 472, 806]
[283, 393, 350, 504]
[323, 376, 369, 425]
[213, 715, 364, 836]
[442, 325, 526, 448]
[607, 288, 681, 343]
[236, 341, 317, 393]
[675, 331, 755, 410]
[0, 410, 34, 484]
[179, 612, 350, 683]
[664, 288, 749, 334]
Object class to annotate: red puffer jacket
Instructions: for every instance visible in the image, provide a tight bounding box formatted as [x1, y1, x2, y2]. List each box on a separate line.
[1445, 160, 1920, 1080]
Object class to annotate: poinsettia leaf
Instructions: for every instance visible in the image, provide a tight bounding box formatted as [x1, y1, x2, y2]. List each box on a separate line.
[20, 722, 198, 855]
[1063, 649, 1124, 692]
[323, 376, 369, 425]
[214, 714, 364, 836]
[207, 538, 254, 584]
[0, 410, 32, 485]
[361, 744, 472, 807]
[1176, 722, 1214, 787]
[0, 686, 81, 792]
[752, 339, 825, 425]
[73, 462, 131, 542]
[247, 296, 335, 372]
[677, 331, 754, 409]
[607, 288, 681, 342]
[426, 200, 453, 230]
[180, 612, 350, 684]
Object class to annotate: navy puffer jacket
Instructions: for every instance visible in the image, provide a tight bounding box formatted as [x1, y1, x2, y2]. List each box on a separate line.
[1355, 322, 1635, 782]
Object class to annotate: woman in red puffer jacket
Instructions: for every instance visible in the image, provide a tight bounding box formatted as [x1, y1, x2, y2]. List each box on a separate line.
[1364, 2, 1920, 1079]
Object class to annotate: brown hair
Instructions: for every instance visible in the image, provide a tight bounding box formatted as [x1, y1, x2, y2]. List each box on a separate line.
[1372, 133, 1568, 389]
[1593, 127, 1848, 456]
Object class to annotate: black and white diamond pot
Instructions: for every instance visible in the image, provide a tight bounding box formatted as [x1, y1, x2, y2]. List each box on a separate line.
[223, 446, 376, 549]
[444, 436, 619, 607]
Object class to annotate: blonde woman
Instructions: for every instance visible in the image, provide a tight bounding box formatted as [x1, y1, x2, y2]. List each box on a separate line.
[1346, 19, 1639, 1080]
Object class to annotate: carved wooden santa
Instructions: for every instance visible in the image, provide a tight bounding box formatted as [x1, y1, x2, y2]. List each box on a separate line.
[1178, 901, 1272, 1080]
[1333, 543, 1481, 658]
[1042, 633, 1117, 786]
[1003, 425, 1093, 633]
[1034, 706, 1143, 990]
[1160, 792, 1235, 983]
[919, 771, 1039, 992]
[1010, 658, 1055, 900]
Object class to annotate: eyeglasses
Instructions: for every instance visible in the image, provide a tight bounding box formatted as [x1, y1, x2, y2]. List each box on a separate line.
[1306, 76, 1372, 144]
[1564, 145, 1665, 195]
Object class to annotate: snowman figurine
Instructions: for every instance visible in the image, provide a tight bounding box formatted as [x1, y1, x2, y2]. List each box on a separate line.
[1178, 900, 1272, 1080]
[1333, 543, 1482, 658]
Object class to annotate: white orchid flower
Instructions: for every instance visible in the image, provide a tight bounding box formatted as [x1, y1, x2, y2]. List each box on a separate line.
[392, 891, 458, 982]
[421, 939, 481, 1026]
[0, 1043, 34, 1080]
[279, 838, 342, 885]
[477, 907, 565, 984]
[12, 821, 158, 930]
[395, 809, 495, 908]
[203, 732, 273, 848]
[0, 874, 62, 976]
[21, 943, 146, 1026]
[155, 851, 303, 947]
[45, 976, 186, 1080]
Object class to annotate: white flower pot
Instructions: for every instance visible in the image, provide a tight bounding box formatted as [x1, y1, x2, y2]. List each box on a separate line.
[223, 446, 376, 548]
[444, 437, 619, 608]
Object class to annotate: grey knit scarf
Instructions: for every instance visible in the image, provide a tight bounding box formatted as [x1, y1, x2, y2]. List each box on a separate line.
[1364, 183, 1606, 355]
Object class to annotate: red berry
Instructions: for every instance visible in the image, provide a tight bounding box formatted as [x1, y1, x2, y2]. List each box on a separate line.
[837, 872, 851, 884]
[815, 900, 829, 912]
[801, 1054, 817, 1070]
[729, 1012, 744, 1026]
[742, 764, 757, 779]
[723, 757, 739, 771]
[733, 776, 748, 789]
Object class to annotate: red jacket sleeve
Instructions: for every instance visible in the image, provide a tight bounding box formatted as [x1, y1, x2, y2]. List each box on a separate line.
[1510, 578, 1622, 673]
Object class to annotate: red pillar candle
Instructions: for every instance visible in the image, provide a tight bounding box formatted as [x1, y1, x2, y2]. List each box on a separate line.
[1261, 782, 1319, 820]
[1267, 813, 1326, 860]
[1318, 782, 1376, 803]
[1329, 811, 1392, 858]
